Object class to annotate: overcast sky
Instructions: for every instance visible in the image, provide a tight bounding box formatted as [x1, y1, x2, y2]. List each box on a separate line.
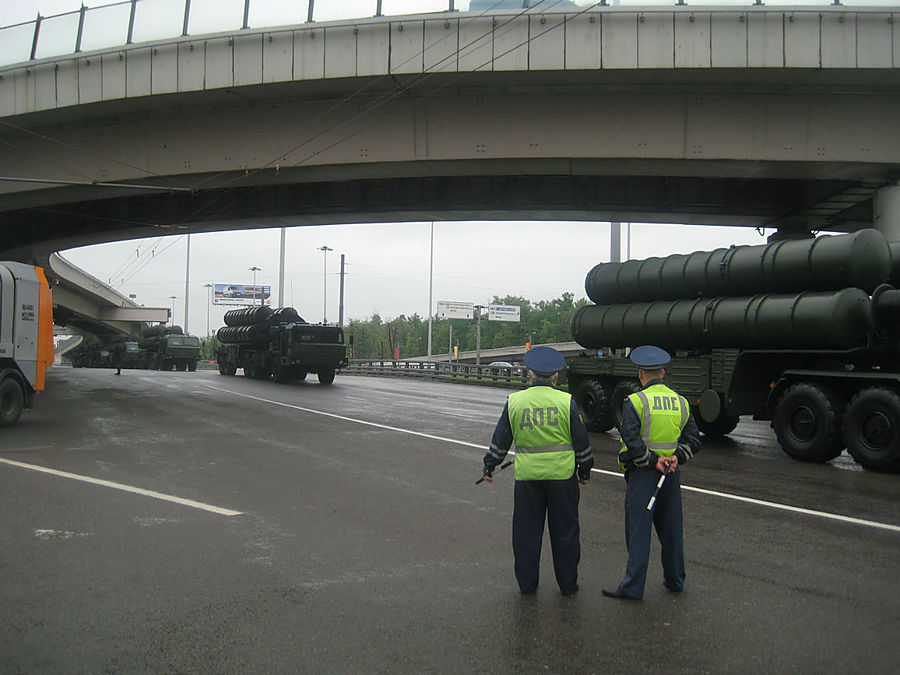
[4, 0, 835, 337]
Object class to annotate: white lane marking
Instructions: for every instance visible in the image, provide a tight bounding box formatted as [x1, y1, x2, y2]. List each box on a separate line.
[208, 384, 900, 534]
[578, 467, 900, 533]
[34, 529, 90, 540]
[0, 458, 242, 517]
[205, 384, 485, 449]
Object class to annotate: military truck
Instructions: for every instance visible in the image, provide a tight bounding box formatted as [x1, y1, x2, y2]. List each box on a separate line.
[139, 324, 201, 371]
[0, 261, 54, 427]
[215, 306, 348, 384]
[567, 229, 900, 473]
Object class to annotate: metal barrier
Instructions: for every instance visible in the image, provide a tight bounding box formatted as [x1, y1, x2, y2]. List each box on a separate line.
[344, 359, 528, 388]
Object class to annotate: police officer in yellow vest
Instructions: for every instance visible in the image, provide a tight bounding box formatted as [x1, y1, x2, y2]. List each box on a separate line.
[602, 345, 700, 601]
[482, 346, 594, 596]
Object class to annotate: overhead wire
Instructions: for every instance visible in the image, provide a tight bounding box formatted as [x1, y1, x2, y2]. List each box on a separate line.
[149, 0, 595, 237]
[20, 1, 601, 286]
[202, 0, 571, 191]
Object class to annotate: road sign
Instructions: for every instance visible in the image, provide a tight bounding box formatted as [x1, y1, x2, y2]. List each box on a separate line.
[437, 301, 474, 319]
[488, 304, 520, 322]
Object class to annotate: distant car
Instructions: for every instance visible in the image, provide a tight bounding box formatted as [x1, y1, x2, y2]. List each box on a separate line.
[487, 361, 523, 376]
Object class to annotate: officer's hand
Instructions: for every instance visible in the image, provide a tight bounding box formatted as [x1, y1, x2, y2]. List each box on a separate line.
[666, 456, 679, 473]
[655, 456, 669, 473]
[482, 473, 493, 484]
[578, 475, 590, 485]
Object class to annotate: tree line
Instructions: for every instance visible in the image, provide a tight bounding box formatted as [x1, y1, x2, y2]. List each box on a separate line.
[345, 293, 589, 360]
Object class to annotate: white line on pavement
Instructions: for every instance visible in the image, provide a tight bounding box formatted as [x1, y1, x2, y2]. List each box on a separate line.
[0, 458, 243, 517]
[208, 384, 900, 534]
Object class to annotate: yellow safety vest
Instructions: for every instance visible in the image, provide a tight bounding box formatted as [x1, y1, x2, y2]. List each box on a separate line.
[508, 386, 575, 480]
[618, 383, 689, 471]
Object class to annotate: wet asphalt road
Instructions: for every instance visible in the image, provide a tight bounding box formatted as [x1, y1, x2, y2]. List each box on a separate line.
[1, 367, 899, 673]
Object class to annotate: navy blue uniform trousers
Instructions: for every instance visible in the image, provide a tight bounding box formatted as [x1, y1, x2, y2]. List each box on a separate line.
[616, 467, 685, 599]
[512, 475, 580, 593]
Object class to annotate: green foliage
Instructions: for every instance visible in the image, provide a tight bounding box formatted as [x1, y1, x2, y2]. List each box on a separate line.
[201, 335, 220, 360]
[346, 293, 590, 360]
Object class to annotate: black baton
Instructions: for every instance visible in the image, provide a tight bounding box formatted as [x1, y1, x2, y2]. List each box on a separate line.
[476, 459, 513, 485]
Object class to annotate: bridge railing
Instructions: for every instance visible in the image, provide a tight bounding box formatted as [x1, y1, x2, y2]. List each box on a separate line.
[1, 0, 887, 69]
[345, 358, 529, 387]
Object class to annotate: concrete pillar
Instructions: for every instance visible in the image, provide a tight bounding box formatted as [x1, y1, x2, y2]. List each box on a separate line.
[874, 185, 900, 242]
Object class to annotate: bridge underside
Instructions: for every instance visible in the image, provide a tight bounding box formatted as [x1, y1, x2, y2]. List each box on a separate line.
[0, 170, 876, 261]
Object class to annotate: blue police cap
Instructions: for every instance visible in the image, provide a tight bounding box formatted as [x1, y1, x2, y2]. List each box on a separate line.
[629, 345, 671, 368]
[523, 346, 566, 374]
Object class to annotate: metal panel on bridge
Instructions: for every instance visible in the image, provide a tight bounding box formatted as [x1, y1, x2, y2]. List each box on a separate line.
[529, 14, 564, 71]
[235, 33, 263, 86]
[390, 20, 424, 75]
[564, 14, 599, 70]
[263, 31, 293, 84]
[294, 28, 324, 80]
[601, 13, 636, 69]
[178, 42, 205, 91]
[151, 43, 179, 95]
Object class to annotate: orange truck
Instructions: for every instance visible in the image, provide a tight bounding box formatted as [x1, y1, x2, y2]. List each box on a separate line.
[0, 262, 54, 427]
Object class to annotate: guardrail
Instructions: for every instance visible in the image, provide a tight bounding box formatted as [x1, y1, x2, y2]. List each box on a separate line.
[345, 359, 529, 388]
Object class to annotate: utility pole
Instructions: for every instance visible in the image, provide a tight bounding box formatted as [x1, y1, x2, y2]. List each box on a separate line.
[339, 253, 346, 327]
[184, 233, 190, 333]
[203, 283, 212, 339]
[427, 222, 434, 356]
[278, 227, 286, 308]
[474, 304, 483, 365]
[319, 245, 333, 323]
[249, 266, 260, 306]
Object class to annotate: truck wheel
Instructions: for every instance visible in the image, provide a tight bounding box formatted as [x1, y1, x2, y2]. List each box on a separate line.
[0, 378, 25, 427]
[610, 380, 642, 431]
[318, 370, 336, 385]
[696, 413, 740, 438]
[188, 362, 197, 372]
[296, 371, 308, 382]
[218, 362, 236, 376]
[574, 380, 614, 432]
[773, 382, 844, 463]
[273, 364, 290, 383]
[843, 387, 900, 473]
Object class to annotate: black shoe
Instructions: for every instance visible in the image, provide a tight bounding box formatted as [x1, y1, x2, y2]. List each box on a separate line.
[561, 584, 579, 596]
[520, 586, 537, 595]
[602, 588, 638, 600]
[664, 583, 683, 593]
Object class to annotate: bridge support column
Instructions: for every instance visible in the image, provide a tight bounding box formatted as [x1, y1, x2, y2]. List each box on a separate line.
[875, 185, 900, 242]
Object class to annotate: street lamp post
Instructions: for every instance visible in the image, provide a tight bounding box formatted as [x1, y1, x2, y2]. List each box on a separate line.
[319, 245, 333, 323]
[249, 266, 261, 306]
[203, 283, 213, 338]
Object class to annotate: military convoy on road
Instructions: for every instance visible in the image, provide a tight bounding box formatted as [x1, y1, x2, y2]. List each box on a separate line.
[71, 325, 201, 371]
[138, 324, 201, 371]
[216, 306, 348, 384]
[567, 230, 900, 473]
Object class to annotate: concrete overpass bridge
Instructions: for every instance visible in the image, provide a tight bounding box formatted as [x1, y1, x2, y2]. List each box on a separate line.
[1, 1, 899, 334]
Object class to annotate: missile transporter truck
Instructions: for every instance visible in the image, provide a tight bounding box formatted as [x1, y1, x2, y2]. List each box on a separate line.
[139, 324, 201, 371]
[0, 262, 54, 427]
[215, 306, 348, 384]
[567, 230, 900, 473]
